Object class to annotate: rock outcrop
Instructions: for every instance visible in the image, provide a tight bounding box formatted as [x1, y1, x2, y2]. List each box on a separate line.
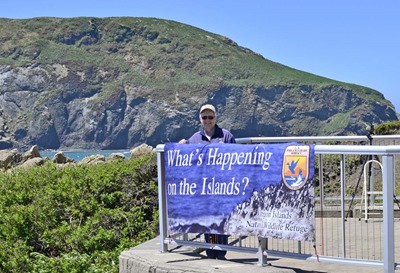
[52, 152, 76, 164]
[0, 144, 156, 171]
[0, 149, 21, 169]
[79, 154, 106, 165]
[130, 143, 156, 159]
[0, 17, 397, 151]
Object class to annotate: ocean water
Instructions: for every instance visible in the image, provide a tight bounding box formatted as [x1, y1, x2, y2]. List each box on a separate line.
[40, 149, 131, 162]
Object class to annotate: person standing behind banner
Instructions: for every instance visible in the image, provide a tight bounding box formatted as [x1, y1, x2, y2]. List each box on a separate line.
[179, 103, 235, 259]
[179, 104, 235, 145]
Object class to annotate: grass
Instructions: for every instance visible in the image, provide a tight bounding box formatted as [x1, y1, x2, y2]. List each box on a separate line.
[0, 16, 385, 98]
[0, 16, 394, 140]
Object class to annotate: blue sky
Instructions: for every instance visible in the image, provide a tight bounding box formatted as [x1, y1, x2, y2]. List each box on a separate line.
[1, 0, 399, 113]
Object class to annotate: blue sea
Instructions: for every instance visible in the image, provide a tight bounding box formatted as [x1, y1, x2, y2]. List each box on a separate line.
[40, 149, 131, 162]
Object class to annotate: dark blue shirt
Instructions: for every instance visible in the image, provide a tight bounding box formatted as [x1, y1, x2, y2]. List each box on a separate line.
[187, 124, 236, 144]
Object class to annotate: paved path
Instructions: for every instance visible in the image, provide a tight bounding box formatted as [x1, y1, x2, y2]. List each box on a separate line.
[120, 212, 400, 273]
[119, 236, 389, 273]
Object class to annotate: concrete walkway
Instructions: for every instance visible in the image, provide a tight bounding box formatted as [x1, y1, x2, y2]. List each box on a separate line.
[119, 236, 385, 273]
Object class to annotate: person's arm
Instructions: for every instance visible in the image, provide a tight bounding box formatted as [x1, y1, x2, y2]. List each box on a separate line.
[178, 139, 188, 144]
[222, 129, 235, 143]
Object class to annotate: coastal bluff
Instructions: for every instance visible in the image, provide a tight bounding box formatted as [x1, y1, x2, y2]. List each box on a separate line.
[0, 17, 398, 152]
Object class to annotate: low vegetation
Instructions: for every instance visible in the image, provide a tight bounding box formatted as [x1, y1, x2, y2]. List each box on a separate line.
[0, 17, 388, 103]
[374, 120, 400, 135]
[0, 154, 159, 273]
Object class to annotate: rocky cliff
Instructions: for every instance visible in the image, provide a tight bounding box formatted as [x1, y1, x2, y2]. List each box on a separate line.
[0, 17, 397, 151]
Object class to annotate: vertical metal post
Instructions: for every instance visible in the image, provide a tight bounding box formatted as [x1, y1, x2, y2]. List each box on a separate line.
[340, 154, 346, 258]
[157, 146, 168, 252]
[257, 237, 268, 266]
[382, 155, 395, 273]
[319, 154, 324, 207]
[318, 153, 325, 255]
[370, 162, 376, 205]
[394, 154, 397, 200]
[369, 137, 376, 205]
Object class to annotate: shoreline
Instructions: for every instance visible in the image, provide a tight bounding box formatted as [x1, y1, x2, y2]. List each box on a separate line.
[39, 149, 131, 162]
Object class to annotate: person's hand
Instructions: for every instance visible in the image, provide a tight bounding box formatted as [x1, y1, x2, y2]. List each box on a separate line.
[178, 139, 188, 144]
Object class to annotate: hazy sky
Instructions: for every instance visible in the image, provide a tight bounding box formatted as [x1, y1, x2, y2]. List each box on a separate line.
[1, 0, 399, 113]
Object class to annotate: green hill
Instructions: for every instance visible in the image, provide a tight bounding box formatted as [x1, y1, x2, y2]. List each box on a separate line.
[0, 17, 397, 150]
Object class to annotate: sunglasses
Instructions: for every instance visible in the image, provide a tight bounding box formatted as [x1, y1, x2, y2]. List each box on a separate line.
[201, 116, 215, 120]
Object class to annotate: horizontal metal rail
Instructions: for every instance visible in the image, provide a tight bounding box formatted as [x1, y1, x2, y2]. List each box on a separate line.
[235, 135, 400, 144]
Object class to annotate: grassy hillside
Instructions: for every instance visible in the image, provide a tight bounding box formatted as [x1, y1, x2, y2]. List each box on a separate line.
[0, 17, 397, 150]
[0, 17, 387, 104]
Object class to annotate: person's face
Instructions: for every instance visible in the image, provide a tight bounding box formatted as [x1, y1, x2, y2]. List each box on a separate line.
[200, 110, 216, 130]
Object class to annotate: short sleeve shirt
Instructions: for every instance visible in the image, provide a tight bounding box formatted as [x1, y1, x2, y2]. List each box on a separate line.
[187, 124, 236, 144]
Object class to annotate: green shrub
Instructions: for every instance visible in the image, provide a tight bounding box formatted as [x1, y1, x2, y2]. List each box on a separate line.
[0, 154, 158, 273]
[374, 120, 400, 135]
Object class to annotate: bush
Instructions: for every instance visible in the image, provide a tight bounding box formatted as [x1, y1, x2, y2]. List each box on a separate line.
[0, 154, 159, 273]
[374, 120, 400, 135]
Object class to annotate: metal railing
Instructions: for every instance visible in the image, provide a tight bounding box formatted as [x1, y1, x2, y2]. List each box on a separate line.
[157, 135, 400, 273]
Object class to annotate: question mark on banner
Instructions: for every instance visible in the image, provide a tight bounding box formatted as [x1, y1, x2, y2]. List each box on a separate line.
[242, 177, 249, 195]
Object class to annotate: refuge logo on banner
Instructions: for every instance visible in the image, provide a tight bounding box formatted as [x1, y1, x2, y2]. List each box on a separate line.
[282, 145, 310, 190]
[164, 142, 315, 241]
